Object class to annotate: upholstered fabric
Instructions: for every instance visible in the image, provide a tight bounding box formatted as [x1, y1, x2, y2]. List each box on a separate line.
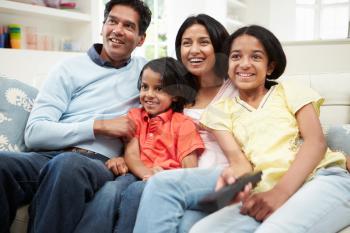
[0, 77, 38, 152]
[325, 124, 350, 156]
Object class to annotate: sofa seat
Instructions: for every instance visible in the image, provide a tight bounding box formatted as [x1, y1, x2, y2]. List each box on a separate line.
[10, 206, 28, 233]
[7, 72, 350, 233]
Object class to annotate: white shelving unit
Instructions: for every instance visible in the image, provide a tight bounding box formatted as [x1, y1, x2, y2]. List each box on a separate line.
[0, 0, 100, 52]
[226, 0, 247, 32]
[0, 0, 91, 21]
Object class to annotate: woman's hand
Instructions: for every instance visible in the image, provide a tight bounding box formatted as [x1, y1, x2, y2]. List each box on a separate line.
[105, 156, 129, 176]
[240, 186, 290, 221]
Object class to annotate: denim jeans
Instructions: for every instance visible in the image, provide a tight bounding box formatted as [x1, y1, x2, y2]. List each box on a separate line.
[74, 173, 138, 233]
[114, 180, 146, 233]
[133, 167, 222, 233]
[0, 150, 116, 233]
[190, 167, 350, 233]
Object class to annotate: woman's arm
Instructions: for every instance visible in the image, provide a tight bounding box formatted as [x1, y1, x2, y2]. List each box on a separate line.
[181, 152, 198, 168]
[241, 103, 327, 221]
[124, 137, 153, 179]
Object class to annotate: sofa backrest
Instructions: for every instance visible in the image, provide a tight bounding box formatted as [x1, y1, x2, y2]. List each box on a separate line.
[281, 73, 350, 126]
[1, 49, 349, 126]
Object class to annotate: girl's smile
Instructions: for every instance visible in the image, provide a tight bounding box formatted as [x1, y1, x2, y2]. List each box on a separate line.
[228, 34, 275, 97]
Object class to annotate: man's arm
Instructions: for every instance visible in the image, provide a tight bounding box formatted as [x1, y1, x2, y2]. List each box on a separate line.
[94, 117, 135, 140]
[24, 68, 92, 149]
[24, 65, 135, 150]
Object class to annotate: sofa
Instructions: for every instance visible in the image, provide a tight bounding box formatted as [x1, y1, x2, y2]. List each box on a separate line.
[1, 72, 349, 233]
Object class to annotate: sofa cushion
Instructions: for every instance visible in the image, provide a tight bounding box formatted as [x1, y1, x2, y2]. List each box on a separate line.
[325, 124, 350, 156]
[0, 77, 38, 152]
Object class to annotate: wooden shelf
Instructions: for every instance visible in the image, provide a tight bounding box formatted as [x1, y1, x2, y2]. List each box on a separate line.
[0, 0, 91, 22]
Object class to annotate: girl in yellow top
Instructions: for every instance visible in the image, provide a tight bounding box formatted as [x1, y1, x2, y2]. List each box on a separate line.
[191, 25, 350, 233]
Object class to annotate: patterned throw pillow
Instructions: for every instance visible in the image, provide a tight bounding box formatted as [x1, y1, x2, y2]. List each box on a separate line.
[0, 77, 38, 152]
[324, 124, 350, 156]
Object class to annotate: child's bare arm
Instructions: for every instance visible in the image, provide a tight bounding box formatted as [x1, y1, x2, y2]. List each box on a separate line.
[124, 137, 153, 179]
[181, 152, 198, 168]
[212, 130, 252, 177]
[241, 103, 327, 221]
[273, 103, 326, 198]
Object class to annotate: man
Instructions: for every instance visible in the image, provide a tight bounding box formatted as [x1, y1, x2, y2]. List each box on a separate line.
[0, 0, 151, 233]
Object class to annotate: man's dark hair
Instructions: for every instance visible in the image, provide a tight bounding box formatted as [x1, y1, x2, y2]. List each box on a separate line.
[103, 0, 152, 35]
[138, 57, 198, 113]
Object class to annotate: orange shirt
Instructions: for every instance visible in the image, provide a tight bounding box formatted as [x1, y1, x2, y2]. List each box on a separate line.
[128, 108, 204, 170]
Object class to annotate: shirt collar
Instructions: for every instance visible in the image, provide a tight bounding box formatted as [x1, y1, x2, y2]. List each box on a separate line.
[141, 108, 174, 122]
[87, 43, 131, 68]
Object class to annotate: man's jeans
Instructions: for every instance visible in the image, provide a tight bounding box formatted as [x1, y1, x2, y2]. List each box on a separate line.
[133, 167, 222, 233]
[0, 150, 126, 233]
[115, 180, 146, 233]
[74, 174, 146, 233]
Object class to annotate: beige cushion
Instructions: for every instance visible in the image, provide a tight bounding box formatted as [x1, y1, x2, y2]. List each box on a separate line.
[10, 205, 28, 233]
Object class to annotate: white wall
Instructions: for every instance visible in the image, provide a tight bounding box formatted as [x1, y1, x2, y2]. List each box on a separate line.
[245, 0, 270, 28]
[0, 49, 81, 88]
[269, 0, 296, 41]
[166, 0, 350, 76]
[165, 0, 227, 58]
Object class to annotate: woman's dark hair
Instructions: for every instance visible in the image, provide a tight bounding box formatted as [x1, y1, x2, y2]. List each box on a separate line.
[175, 14, 230, 79]
[224, 25, 286, 87]
[138, 57, 197, 113]
[103, 0, 152, 35]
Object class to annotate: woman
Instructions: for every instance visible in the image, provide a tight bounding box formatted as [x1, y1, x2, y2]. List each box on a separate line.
[133, 14, 238, 233]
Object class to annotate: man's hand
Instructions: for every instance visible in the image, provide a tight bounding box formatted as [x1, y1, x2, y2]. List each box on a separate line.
[94, 116, 136, 141]
[240, 186, 290, 222]
[105, 157, 128, 176]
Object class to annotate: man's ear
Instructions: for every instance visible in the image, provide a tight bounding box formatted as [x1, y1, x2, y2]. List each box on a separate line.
[137, 33, 146, 47]
[267, 62, 276, 76]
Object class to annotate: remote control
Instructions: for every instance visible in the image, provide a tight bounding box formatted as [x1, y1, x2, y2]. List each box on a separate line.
[198, 171, 262, 213]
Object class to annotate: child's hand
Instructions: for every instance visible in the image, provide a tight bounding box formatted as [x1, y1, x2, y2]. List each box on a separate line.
[105, 157, 129, 176]
[142, 174, 152, 181]
[152, 166, 164, 174]
[215, 167, 253, 204]
[142, 167, 164, 181]
[240, 186, 290, 222]
[215, 166, 237, 191]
